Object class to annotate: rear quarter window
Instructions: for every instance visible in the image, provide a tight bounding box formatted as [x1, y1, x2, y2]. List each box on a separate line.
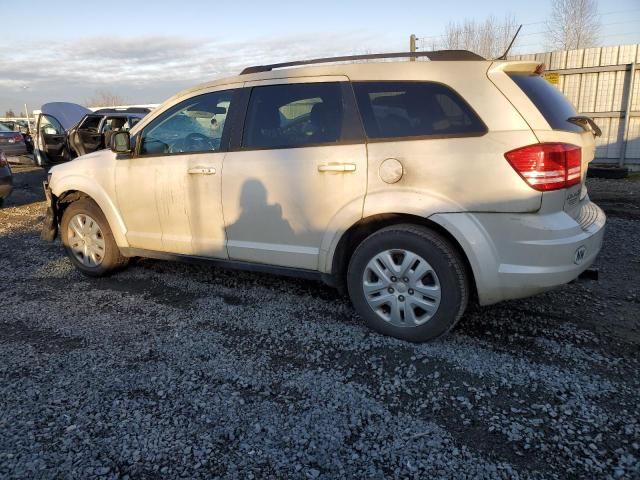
[508, 74, 582, 133]
[353, 81, 487, 140]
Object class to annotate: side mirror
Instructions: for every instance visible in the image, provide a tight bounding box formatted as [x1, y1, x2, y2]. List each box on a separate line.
[110, 131, 131, 154]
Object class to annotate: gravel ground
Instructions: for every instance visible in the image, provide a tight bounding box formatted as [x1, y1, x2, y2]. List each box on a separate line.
[1, 163, 639, 479]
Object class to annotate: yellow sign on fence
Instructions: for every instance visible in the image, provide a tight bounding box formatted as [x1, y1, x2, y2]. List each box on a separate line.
[543, 72, 560, 85]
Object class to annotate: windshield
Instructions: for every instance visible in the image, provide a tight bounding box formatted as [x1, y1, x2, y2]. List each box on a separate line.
[0, 123, 13, 132]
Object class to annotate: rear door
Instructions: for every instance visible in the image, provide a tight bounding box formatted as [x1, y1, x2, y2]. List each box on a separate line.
[71, 115, 104, 156]
[221, 78, 367, 270]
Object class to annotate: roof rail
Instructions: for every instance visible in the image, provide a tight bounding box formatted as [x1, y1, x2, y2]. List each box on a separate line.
[93, 107, 151, 114]
[240, 50, 485, 75]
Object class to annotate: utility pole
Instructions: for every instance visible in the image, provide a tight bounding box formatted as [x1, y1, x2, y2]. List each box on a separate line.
[409, 34, 417, 61]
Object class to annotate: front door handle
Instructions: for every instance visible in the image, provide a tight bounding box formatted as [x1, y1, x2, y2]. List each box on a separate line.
[188, 167, 216, 175]
[317, 163, 356, 173]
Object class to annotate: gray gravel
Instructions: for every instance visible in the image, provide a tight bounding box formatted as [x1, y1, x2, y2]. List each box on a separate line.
[1, 164, 639, 479]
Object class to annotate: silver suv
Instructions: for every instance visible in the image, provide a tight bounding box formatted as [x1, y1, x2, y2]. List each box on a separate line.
[42, 51, 606, 342]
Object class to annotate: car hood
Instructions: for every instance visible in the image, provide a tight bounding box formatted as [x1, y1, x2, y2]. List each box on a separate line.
[41, 102, 92, 131]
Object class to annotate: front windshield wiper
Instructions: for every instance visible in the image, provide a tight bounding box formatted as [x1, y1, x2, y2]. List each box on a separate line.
[567, 116, 602, 137]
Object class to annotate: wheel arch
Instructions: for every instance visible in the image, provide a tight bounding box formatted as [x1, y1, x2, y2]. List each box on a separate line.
[54, 184, 129, 248]
[327, 213, 478, 301]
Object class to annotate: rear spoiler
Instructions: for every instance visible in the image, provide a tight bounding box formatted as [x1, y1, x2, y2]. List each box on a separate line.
[487, 60, 541, 75]
[568, 116, 602, 137]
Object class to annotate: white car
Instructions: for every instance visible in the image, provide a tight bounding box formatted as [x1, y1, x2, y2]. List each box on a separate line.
[42, 51, 605, 342]
[33, 103, 149, 167]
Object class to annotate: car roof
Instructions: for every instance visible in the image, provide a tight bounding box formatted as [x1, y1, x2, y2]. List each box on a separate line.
[179, 57, 495, 98]
[130, 56, 497, 137]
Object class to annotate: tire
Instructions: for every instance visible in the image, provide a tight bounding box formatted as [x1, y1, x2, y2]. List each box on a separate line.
[60, 198, 128, 277]
[347, 224, 469, 342]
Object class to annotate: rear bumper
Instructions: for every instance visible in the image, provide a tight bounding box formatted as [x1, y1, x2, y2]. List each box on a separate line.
[0, 181, 12, 199]
[0, 170, 13, 198]
[1, 143, 28, 156]
[431, 199, 606, 305]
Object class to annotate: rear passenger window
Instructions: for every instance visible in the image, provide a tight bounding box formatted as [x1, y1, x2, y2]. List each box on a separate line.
[353, 82, 486, 140]
[243, 83, 354, 149]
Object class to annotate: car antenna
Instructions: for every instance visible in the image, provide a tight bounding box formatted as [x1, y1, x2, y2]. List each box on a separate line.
[496, 24, 523, 60]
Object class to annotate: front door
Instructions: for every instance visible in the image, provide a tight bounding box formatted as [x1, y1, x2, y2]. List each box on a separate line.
[35, 114, 68, 165]
[222, 79, 367, 270]
[115, 87, 240, 257]
[35, 102, 92, 165]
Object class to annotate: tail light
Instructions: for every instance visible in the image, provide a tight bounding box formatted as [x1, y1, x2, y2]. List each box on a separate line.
[9, 133, 23, 143]
[0, 151, 7, 167]
[505, 143, 581, 191]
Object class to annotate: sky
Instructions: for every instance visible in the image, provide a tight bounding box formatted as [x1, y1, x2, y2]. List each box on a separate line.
[1, 0, 639, 114]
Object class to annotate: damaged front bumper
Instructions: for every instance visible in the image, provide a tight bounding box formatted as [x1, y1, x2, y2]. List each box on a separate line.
[40, 180, 58, 241]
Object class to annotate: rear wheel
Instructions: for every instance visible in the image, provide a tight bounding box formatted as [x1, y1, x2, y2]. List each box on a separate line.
[347, 224, 469, 342]
[60, 198, 128, 277]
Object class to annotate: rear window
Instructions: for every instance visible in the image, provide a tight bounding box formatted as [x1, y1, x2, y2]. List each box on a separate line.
[508, 74, 582, 133]
[353, 81, 486, 140]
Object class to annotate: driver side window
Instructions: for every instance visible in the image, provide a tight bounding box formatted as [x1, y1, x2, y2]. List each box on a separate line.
[139, 89, 236, 155]
[40, 114, 65, 136]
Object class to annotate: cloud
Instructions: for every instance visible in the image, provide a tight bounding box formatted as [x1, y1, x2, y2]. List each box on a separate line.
[0, 31, 385, 112]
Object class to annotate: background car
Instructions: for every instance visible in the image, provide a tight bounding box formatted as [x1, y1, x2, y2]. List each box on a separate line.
[0, 120, 34, 153]
[0, 122, 28, 157]
[0, 150, 13, 207]
[34, 103, 150, 167]
[67, 108, 149, 157]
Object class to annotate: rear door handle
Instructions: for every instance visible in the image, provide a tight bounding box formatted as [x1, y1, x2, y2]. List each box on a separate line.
[317, 163, 356, 172]
[188, 167, 216, 175]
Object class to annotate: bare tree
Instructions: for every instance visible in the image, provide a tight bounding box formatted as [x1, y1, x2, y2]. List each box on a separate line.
[437, 16, 519, 59]
[85, 90, 127, 108]
[546, 0, 600, 50]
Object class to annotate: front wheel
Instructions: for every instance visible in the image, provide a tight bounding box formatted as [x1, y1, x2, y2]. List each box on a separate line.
[347, 224, 469, 342]
[60, 198, 128, 277]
